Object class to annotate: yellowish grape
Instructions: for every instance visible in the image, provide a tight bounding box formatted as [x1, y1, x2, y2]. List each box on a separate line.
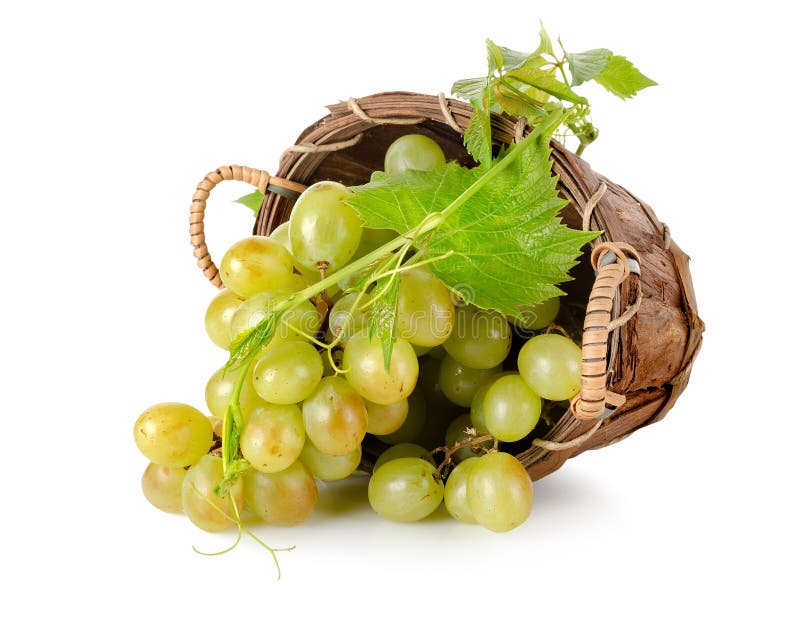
[133, 402, 213, 467]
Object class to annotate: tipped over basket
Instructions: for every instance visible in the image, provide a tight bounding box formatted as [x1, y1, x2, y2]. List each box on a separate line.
[188, 91, 704, 482]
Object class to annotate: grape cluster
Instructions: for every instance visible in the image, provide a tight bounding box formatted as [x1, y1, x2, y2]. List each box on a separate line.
[133, 133, 584, 537]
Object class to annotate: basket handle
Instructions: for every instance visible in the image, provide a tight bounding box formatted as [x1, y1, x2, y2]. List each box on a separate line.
[189, 165, 307, 288]
[570, 242, 642, 421]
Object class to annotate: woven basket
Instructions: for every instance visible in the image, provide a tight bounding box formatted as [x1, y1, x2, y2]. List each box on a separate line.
[188, 91, 704, 482]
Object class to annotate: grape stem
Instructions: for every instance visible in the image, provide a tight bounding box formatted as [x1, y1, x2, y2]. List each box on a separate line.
[430, 433, 497, 481]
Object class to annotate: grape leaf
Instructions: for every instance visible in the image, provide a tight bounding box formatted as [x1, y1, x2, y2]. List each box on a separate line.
[504, 67, 588, 105]
[234, 189, 265, 217]
[486, 38, 504, 74]
[593, 54, 657, 99]
[368, 274, 400, 372]
[451, 77, 485, 102]
[464, 90, 493, 167]
[533, 21, 554, 57]
[565, 48, 612, 86]
[347, 116, 598, 317]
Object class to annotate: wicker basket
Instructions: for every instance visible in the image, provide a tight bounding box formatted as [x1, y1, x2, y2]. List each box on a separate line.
[188, 91, 704, 482]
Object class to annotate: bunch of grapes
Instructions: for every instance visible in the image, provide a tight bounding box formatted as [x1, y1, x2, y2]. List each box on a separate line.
[133, 134, 584, 538]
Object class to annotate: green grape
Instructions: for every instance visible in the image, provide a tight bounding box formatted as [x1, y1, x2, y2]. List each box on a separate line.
[445, 413, 492, 462]
[134, 402, 213, 467]
[252, 341, 323, 404]
[244, 460, 318, 526]
[271, 222, 340, 295]
[302, 376, 368, 456]
[289, 181, 362, 273]
[518, 333, 582, 401]
[327, 292, 370, 344]
[467, 451, 533, 533]
[412, 344, 432, 356]
[396, 266, 454, 347]
[335, 228, 397, 290]
[444, 457, 478, 524]
[342, 330, 418, 405]
[510, 297, 560, 331]
[219, 236, 295, 298]
[300, 441, 361, 481]
[240, 404, 305, 473]
[384, 134, 446, 175]
[204, 289, 244, 350]
[230, 291, 322, 342]
[141, 463, 186, 513]
[374, 391, 427, 445]
[182, 455, 244, 532]
[444, 305, 512, 369]
[482, 374, 542, 442]
[439, 354, 501, 407]
[367, 457, 444, 522]
[469, 380, 493, 433]
[204, 366, 267, 422]
[365, 397, 409, 435]
[373, 442, 435, 471]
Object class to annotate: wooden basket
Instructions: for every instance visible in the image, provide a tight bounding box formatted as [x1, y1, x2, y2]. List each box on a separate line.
[188, 91, 704, 482]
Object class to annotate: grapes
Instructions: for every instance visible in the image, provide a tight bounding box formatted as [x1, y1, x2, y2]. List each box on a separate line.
[365, 397, 409, 435]
[384, 134, 446, 175]
[252, 340, 323, 404]
[134, 402, 213, 468]
[438, 354, 501, 407]
[244, 461, 318, 526]
[342, 330, 419, 405]
[289, 181, 362, 274]
[302, 376, 368, 456]
[444, 304, 512, 369]
[443, 458, 478, 524]
[204, 289, 244, 349]
[445, 413, 492, 462]
[300, 441, 361, 481]
[204, 366, 267, 421]
[219, 236, 295, 298]
[367, 457, 444, 522]
[518, 333, 582, 401]
[466, 452, 533, 532]
[240, 404, 305, 473]
[182, 455, 245, 532]
[481, 374, 542, 442]
[141, 463, 186, 513]
[396, 266, 454, 347]
[373, 443, 434, 471]
[230, 290, 321, 343]
[373, 391, 426, 445]
[510, 296, 560, 331]
[327, 292, 370, 344]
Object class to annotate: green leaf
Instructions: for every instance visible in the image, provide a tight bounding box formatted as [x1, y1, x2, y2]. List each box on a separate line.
[368, 274, 400, 373]
[593, 54, 657, 99]
[504, 67, 588, 105]
[234, 189, 265, 217]
[464, 90, 493, 167]
[225, 311, 278, 370]
[492, 82, 548, 120]
[565, 48, 612, 86]
[347, 115, 599, 317]
[533, 21, 554, 57]
[451, 76, 486, 102]
[486, 38, 504, 73]
[496, 46, 531, 71]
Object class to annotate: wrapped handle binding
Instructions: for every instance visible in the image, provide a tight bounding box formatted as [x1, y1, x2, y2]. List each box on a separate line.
[189, 165, 306, 288]
[571, 242, 642, 421]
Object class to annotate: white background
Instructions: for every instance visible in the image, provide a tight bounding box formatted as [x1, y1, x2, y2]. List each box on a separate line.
[1, 1, 797, 618]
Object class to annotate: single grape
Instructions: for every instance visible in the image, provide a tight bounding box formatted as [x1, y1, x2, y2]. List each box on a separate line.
[509, 297, 560, 331]
[438, 354, 501, 407]
[141, 463, 186, 513]
[384, 134, 446, 175]
[444, 457, 478, 524]
[327, 292, 370, 344]
[335, 227, 398, 291]
[252, 340, 323, 404]
[219, 236, 295, 298]
[271, 222, 341, 296]
[445, 413, 492, 463]
[469, 379, 493, 433]
[204, 289, 244, 349]
[373, 443, 435, 471]
[182, 455, 244, 532]
[467, 451, 533, 533]
[482, 374, 542, 442]
[289, 181, 362, 274]
[133, 402, 213, 467]
[365, 398, 409, 435]
[229, 291, 322, 342]
[518, 333, 582, 401]
[300, 441, 361, 481]
[240, 404, 305, 473]
[204, 366, 267, 422]
[302, 376, 368, 456]
[374, 391, 427, 445]
[244, 460, 318, 526]
[342, 330, 419, 405]
[444, 305, 512, 369]
[367, 457, 444, 522]
[396, 266, 454, 347]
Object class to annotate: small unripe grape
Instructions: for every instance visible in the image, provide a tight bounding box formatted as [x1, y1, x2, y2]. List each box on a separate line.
[384, 134, 446, 175]
[444, 457, 478, 524]
[252, 340, 323, 404]
[397, 266, 454, 347]
[518, 333, 582, 401]
[482, 374, 541, 442]
[444, 305, 512, 369]
[368, 457, 444, 522]
[438, 354, 501, 407]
